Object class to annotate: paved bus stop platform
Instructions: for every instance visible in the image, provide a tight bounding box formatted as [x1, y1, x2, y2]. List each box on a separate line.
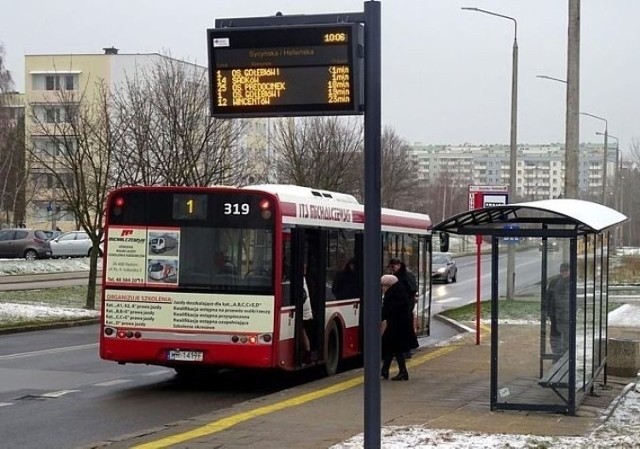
[101, 317, 635, 449]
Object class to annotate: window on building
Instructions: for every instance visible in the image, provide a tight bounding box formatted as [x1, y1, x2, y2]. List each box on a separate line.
[44, 74, 76, 91]
[45, 75, 59, 90]
[45, 107, 58, 123]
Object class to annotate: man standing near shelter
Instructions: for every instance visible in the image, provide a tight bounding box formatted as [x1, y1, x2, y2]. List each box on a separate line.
[548, 262, 571, 362]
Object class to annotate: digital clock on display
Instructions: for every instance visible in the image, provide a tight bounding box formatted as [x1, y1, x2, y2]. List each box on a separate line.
[323, 32, 348, 43]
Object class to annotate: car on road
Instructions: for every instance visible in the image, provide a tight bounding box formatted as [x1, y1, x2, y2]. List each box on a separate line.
[539, 239, 560, 252]
[49, 231, 103, 258]
[432, 252, 457, 284]
[0, 229, 52, 260]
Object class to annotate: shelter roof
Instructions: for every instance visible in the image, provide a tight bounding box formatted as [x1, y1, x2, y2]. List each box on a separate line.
[433, 199, 627, 236]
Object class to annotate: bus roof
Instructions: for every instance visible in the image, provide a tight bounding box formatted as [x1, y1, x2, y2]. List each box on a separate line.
[243, 184, 432, 233]
[248, 184, 360, 204]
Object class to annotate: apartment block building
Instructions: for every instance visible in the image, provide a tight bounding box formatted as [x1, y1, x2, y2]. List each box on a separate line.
[24, 48, 206, 230]
[409, 142, 615, 202]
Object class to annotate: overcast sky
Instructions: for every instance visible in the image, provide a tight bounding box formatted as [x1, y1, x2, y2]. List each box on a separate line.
[2, 0, 639, 152]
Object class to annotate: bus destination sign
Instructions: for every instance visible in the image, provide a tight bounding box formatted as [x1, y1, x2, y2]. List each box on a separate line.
[207, 24, 363, 117]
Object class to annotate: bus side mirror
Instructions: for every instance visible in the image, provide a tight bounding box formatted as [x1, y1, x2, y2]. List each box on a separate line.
[439, 232, 450, 252]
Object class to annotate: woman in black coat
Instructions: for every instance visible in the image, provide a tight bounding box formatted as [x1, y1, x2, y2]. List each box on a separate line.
[380, 274, 419, 381]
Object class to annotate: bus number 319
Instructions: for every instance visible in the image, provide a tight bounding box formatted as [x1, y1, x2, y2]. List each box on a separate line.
[224, 203, 250, 215]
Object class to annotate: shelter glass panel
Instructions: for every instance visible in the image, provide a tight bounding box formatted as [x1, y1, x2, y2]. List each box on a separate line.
[495, 237, 570, 411]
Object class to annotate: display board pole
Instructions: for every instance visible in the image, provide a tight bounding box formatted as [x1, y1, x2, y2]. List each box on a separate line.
[476, 235, 482, 345]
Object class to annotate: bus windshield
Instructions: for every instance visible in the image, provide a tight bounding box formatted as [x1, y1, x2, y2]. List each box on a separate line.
[178, 226, 273, 291]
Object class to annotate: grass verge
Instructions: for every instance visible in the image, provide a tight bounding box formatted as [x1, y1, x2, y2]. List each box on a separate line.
[441, 298, 625, 322]
[0, 286, 100, 329]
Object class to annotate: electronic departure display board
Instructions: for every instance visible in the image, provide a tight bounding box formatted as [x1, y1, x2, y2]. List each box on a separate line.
[207, 24, 363, 117]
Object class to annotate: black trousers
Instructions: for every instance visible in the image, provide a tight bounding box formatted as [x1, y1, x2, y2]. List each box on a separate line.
[381, 351, 407, 374]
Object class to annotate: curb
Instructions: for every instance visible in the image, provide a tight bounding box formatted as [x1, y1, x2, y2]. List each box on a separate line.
[0, 317, 99, 335]
[599, 379, 640, 423]
[433, 313, 475, 333]
[0, 271, 101, 284]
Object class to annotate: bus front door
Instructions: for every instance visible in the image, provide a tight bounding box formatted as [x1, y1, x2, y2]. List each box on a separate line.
[291, 228, 327, 367]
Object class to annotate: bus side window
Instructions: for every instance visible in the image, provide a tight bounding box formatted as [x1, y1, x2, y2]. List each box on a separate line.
[281, 232, 292, 306]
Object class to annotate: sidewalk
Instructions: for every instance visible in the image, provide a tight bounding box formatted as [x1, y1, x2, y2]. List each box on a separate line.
[98, 319, 633, 449]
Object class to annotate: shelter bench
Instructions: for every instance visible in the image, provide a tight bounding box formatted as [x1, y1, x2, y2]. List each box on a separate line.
[539, 353, 570, 389]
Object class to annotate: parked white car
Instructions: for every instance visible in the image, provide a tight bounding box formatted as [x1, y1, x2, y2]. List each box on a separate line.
[49, 231, 103, 258]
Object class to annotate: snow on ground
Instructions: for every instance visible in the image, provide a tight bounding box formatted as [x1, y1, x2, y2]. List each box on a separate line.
[0, 257, 99, 276]
[0, 302, 99, 322]
[0, 258, 100, 323]
[332, 382, 640, 449]
[609, 304, 640, 328]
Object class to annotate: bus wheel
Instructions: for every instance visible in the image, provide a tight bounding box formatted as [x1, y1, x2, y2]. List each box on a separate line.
[324, 320, 340, 376]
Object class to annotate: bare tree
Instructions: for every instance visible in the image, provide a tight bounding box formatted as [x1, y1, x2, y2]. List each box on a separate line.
[28, 80, 124, 308]
[0, 117, 26, 226]
[620, 138, 640, 245]
[0, 44, 26, 227]
[0, 43, 12, 95]
[268, 116, 363, 192]
[422, 171, 469, 223]
[380, 126, 418, 209]
[113, 56, 249, 187]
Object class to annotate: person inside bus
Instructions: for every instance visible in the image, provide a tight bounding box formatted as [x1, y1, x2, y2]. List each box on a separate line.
[301, 274, 316, 364]
[331, 258, 359, 300]
[380, 274, 418, 381]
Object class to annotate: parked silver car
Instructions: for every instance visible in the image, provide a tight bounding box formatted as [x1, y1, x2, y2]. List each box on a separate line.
[0, 229, 52, 260]
[49, 231, 103, 258]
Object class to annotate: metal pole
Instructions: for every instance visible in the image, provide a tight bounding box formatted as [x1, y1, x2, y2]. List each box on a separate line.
[510, 28, 518, 204]
[565, 0, 580, 199]
[600, 133, 620, 249]
[581, 112, 608, 203]
[507, 32, 518, 301]
[461, 6, 518, 300]
[52, 156, 57, 231]
[363, 2, 382, 448]
[603, 129, 608, 204]
[616, 143, 621, 248]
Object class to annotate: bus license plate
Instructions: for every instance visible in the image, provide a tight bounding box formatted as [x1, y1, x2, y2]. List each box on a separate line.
[167, 350, 204, 362]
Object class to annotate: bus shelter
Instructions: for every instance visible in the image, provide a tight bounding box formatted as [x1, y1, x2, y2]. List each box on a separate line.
[433, 199, 627, 414]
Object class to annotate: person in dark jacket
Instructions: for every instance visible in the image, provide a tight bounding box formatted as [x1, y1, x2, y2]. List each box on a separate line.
[548, 262, 570, 362]
[331, 258, 359, 300]
[388, 257, 418, 358]
[380, 274, 419, 381]
[387, 257, 418, 300]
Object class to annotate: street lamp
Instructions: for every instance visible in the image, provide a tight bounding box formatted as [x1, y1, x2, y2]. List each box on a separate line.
[536, 74, 577, 199]
[536, 74, 566, 84]
[463, 7, 518, 203]
[597, 131, 620, 249]
[581, 112, 608, 204]
[462, 6, 518, 301]
[537, 75, 612, 203]
[596, 131, 618, 195]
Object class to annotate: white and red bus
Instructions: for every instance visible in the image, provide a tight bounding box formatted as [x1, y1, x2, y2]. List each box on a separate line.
[99, 184, 433, 376]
